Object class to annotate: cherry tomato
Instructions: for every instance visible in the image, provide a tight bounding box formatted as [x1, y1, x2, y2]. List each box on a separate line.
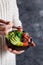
[23, 42, 29, 46]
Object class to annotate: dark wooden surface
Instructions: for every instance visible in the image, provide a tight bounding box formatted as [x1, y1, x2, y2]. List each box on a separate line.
[16, 0, 43, 65]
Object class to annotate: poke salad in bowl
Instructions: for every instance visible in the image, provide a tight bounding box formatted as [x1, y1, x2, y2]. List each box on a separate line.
[5, 26, 35, 51]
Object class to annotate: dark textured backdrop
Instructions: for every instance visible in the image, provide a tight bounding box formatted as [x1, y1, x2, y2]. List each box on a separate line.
[16, 0, 43, 65]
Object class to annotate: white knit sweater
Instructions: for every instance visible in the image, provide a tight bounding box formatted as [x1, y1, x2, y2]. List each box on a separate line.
[0, 0, 22, 65]
[0, 0, 22, 27]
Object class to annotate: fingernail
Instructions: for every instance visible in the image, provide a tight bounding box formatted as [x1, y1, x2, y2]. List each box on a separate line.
[8, 48, 12, 52]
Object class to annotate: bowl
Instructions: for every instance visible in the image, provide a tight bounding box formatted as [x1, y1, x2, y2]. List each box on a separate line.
[5, 30, 32, 51]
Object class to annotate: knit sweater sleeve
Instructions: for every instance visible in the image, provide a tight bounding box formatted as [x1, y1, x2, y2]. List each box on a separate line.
[13, 0, 22, 27]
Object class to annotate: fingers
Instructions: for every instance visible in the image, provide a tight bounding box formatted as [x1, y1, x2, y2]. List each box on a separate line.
[31, 41, 36, 46]
[17, 26, 23, 32]
[4, 44, 12, 52]
[0, 28, 12, 35]
[4, 44, 8, 50]
[0, 20, 13, 35]
[4, 44, 25, 54]
[8, 48, 12, 52]
[0, 19, 13, 25]
[5, 21, 13, 30]
[4, 28, 12, 35]
[0, 19, 7, 24]
[0, 21, 13, 31]
[12, 50, 25, 54]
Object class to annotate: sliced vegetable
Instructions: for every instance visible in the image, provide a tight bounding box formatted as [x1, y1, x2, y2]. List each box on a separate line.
[6, 30, 24, 46]
[16, 42, 23, 46]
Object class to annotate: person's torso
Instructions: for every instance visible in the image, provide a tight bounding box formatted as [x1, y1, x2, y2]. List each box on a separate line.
[0, 0, 16, 21]
[0, 0, 16, 65]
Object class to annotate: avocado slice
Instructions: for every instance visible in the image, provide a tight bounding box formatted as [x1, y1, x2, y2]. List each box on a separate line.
[6, 30, 23, 46]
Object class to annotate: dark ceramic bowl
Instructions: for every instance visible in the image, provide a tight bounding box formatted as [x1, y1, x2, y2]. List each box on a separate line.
[5, 30, 30, 51]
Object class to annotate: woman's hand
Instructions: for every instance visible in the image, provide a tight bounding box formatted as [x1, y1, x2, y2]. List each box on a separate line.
[4, 44, 25, 54]
[0, 19, 24, 54]
[0, 19, 13, 35]
[4, 26, 24, 54]
[12, 26, 23, 32]
[0, 19, 23, 35]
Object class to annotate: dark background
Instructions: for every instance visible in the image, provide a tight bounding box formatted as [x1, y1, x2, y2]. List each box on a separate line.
[16, 0, 43, 65]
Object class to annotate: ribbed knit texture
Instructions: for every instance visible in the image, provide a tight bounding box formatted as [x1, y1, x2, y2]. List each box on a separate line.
[0, 0, 22, 65]
[0, 0, 22, 27]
